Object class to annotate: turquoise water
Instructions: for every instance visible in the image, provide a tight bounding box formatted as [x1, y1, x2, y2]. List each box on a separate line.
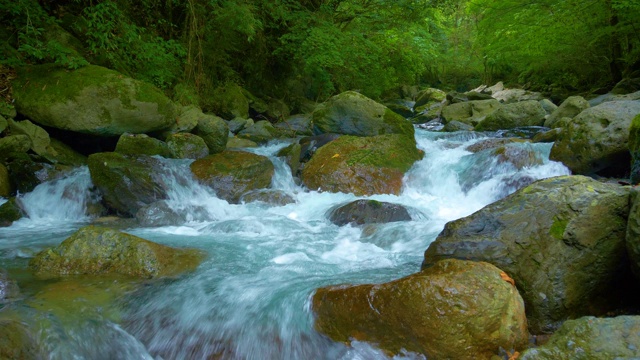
[0, 130, 569, 359]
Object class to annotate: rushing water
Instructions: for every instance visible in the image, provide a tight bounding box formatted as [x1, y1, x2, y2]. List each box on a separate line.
[0, 129, 570, 359]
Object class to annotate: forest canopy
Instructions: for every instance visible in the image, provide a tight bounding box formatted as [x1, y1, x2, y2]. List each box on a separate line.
[1, 0, 639, 102]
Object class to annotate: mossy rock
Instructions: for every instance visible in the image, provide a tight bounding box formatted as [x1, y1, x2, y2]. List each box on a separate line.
[313, 259, 528, 359]
[327, 200, 411, 226]
[190, 151, 274, 203]
[629, 114, 640, 184]
[0, 163, 11, 198]
[5, 154, 55, 194]
[12, 64, 176, 136]
[276, 142, 301, 176]
[312, 91, 414, 138]
[42, 138, 87, 166]
[208, 83, 249, 119]
[520, 316, 640, 359]
[0, 135, 31, 161]
[301, 134, 423, 196]
[87, 152, 169, 216]
[423, 175, 631, 334]
[237, 120, 279, 144]
[475, 100, 546, 131]
[226, 137, 258, 148]
[0, 320, 42, 360]
[157, 105, 200, 138]
[0, 114, 7, 134]
[192, 113, 228, 154]
[465, 138, 529, 153]
[166, 133, 209, 159]
[441, 99, 501, 126]
[273, 114, 313, 137]
[414, 88, 446, 108]
[7, 119, 50, 156]
[115, 133, 170, 157]
[0, 198, 24, 227]
[29, 226, 205, 278]
[544, 96, 589, 128]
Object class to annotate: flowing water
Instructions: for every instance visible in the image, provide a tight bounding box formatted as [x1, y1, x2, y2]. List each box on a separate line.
[0, 129, 570, 359]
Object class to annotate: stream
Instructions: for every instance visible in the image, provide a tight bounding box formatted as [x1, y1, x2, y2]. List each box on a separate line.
[0, 129, 570, 359]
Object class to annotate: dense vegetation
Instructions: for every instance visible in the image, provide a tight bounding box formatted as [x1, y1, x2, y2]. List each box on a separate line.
[1, 0, 639, 104]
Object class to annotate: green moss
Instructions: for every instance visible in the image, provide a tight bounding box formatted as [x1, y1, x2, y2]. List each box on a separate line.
[342, 135, 422, 172]
[549, 217, 568, 240]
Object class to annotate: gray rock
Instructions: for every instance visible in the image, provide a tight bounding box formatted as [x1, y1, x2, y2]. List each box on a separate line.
[475, 100, 546, 131]
[441, 99, 501, 126]
[544, 96, 590, 128]
[193, 113, 228, 154]
[328, 200, 412, 226]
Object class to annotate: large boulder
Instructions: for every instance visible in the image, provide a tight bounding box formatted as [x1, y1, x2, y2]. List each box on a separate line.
[301, 134, 423, 196]
[88, 152, 169, 216]
[422, 176, 631, 334]
[190, 151, 274, 203]
[209, 83, 249, 119]
[520, 316, 640, 359]
[441, 99, 501, 126]
[192, 113, 228, 154]
[115, 133, 170, 157]
[313, 259, 528, 359]
[328, 200, 412, 226]
[550, 100, 640, 175]
[166, 133, 209, 159]
[157, 105, 200, 137]
[29, 226, 204, 278]
[414, 87, 446, 108]
[7, 119, 50, 156]
[237, 120, 279, 144]
[475, 100, 546, 131]
[312, 91, 414, 138]
[629, 113, 640, 184]
[544, 96, 590, 128]
[12, 64, 176, 136]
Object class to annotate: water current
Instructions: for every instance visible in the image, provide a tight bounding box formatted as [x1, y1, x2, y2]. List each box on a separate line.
[0, 129, 570, 359]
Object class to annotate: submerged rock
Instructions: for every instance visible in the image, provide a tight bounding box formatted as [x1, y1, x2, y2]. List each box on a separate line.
[313, 259, 528, 359]
[12, 64, 176, 136]
[423, 175, 632, 333]
[240, 189, 295, 206]
[520, 316, 640, 359]
[301, 134, 423, 196]
[312, 91, 414, 138]
[0, 320, 42, 360]
[0, 269, 19, 302]
[327, 200, 411, 226]
[190, 151, 274, 203]
[550, 100, 640, 176]
[88, 152, 169, 216]
[29, 225, 204, 278]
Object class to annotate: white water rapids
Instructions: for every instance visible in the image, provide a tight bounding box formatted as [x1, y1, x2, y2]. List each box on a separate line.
[0, 129, 570, 359]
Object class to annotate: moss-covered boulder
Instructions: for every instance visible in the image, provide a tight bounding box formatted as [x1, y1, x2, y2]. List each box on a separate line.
[0, 198, 24, 227]
[544, 96, 590, 128]
[465, 138, 529, 153]
[299, 133, 342, 163]
[273, 114, 313, 137]
[301, 135, 422, 196]
[629, 114, 640, 184]
[312, 91, 414, 138]
[209, 83, 249, 119]
[0, 164, 10, 198]
[7, 119, 50, 156]
[166, 133, 209, 159]
[115, 133, 170, 157]
[0, 320, 41, 360]
[87, 152, 169, 216]
[0, 135, 31, 161]
[520, 316, 640, 359]
[12, 64, 176, 136]
[192, 113, 228, 154]
[423, 176, 632, 334]
[441, 99, 501, 126]
[276, 142, 301, 176]
[157, 105, 200, 137]
[226, 137, 258, 148]
[475, 100, 546, 131]
[328, 200, 412, 226]
[313, 259, 528, 359]
[43, 138, 87, 166]
[237, 120, 279, 144]
[550, 100, 640, 176]
[190, 151, 274, 203]
[29, 226, 204, 278]
[414, 87, 446, 108]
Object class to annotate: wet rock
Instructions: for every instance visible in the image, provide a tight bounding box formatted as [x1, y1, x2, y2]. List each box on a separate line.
[7, 119, 50, 156]
[544, 96, 590, 129]
[520, 316, 640, 359]
[492, 144, 544, 170]
[0, 135, 33, 161]
[0, 269, 19, 301]
[190, 151, 274, 203]
[29, 225, 204, 278]
[423, 176, 632, 333]
[0, 320, 41, 360]
[193, 113, 228, 154]
[273, 114, 313, 137]
[443, 120, 474, 132]
[312, 91, 414, 139]
[42, 138, 87, 166]
[227, 117, 250, 134]
[550, 100, 640, 176]
[12, 64, 176, 136]
[441, 99, 501, 126]
[238, 120, 279, 144]
[532, 128, 562, 143]
[88, 152, 169, 216]
[136, 200, 186, 227]
[276, 142, 301, 176]
[166, 133, 209, 159]
[313, 259, 528, 359]
[384, 100, 414, 118]
[299, 133, 341, 163]
[411, 102, 443, 124]
[5, 154, 55, 194]
[115, 133, 170, 157]
[226, 137, 258, 148]
[496, 126, 550, 139]
[301, 134, 423, 196]
[0, 198, 24, 227]
[465, 138, 529, 153]
[475, 100, 546, 131]
[0, 163, 10, 198]
[327, 200, 411, 226]
[240, 189, 295, 206]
